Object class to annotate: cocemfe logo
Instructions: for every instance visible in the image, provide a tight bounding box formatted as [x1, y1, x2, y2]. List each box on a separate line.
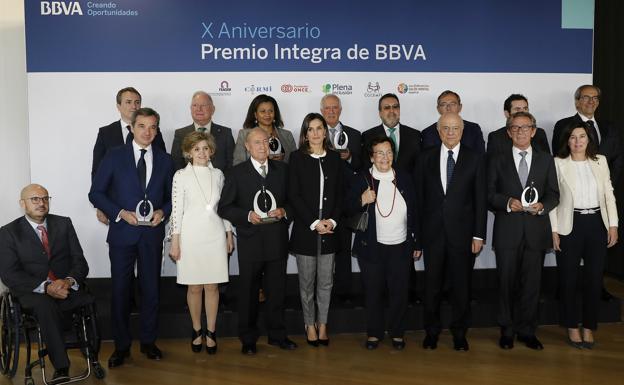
[364, 82, 382, 98]
[322, 83, 353, 95]
[281, 84, 310, 93]
[41, 1, 83, 15]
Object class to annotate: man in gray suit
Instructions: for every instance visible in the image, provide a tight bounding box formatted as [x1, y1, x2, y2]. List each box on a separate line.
[171, 91, 235, 172]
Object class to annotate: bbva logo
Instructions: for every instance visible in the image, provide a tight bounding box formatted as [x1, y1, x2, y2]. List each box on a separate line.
[41, 1, 84, 16]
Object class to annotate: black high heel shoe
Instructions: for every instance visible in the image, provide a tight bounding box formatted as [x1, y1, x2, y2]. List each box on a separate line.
[191, 329, 203, 353]
[317, 325, 329, 346]
[305, 325, 319, 347]
[206, 329, 218, 355]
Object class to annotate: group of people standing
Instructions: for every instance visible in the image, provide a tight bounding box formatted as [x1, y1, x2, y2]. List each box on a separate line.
[1, 84, 617, 379]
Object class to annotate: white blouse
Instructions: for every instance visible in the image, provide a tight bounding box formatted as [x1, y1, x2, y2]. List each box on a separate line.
[371, 165, 407, 245]
[572, 160, 599, 209]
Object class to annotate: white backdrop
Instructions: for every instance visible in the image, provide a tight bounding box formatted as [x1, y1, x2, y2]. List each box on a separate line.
[27, 71, 590, 277]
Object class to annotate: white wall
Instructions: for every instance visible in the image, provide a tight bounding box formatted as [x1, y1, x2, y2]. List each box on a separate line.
[0, 0, 29, 225]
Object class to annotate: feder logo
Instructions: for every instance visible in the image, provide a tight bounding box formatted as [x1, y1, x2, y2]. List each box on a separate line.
[41, 1, 84, 15]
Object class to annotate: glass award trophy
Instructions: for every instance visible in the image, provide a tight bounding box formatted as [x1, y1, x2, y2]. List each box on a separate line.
[521, 181, 539, 213]
[268, 136, 282, 160]
[135, 194, 154, 226]
[253, 185, 279, 224]
[333, 130, 349, 154]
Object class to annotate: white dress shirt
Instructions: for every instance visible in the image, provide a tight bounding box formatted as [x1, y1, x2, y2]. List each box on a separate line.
[578, 113, 601, 143]
[383, 123, 400, 150]
[132, 140, 153, 186]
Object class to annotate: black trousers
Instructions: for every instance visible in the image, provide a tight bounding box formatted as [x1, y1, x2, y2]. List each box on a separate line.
[423, 240, 472, 337]
[333, 220, 353, 296]
[557, 212, 607, 330]
[237, 257, 287, 344]
[495, 244, 543, 337]
[18, 290, 93, 370]
[358, 242, 411, 339]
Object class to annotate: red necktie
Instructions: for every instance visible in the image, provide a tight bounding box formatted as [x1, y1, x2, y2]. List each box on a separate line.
[37, 225, 57, 280]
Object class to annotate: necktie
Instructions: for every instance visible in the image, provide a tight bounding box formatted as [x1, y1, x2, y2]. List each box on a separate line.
[329, 128, 336, 145]
[446, 150, 455, 192]
[388, 127, 398, 156]
[586, 120, 599, 145]
[260, 164, 267, 178]
[138, 149, 147, 190]
[125, 125, 132, 144]
[519, 151, 528, 187]
[37, 225, 57, 280]
[198, 127, 207, 133]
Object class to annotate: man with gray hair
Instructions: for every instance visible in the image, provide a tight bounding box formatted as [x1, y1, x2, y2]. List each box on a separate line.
[171, 91, 235, 172]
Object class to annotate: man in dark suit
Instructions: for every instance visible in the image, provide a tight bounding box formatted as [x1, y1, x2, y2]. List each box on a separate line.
[416, 113, 487, 351]
[421, 90, 485, 154]
[218, 128, 297, 355]
[171, 91, 235, 172]
[91, 87, 167, 224]
[488, 111, 559, 351]
[552, 84, 623, 301]
[361, 93, 422, 172]
[0, 184, 90, 382]
[89, 108, 174, 368]
[321, 94, 361, 303]
[487, 94, 550, 158]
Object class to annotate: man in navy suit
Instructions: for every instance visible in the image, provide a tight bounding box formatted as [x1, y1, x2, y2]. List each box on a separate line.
[421, 90, 485, 154]
[0, 184, 90, 382]
[170, 91, 235, 172]
[91, 87, 167, 224]
[89, 107, 174, 368]
[320, 94, 361, 303]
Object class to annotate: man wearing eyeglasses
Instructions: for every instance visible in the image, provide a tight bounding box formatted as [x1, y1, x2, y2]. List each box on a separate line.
[361, 93, 422, 172]
[0, 184, 90, 383]
[488, 111, 559, 351]
[421, 90, 485, 154]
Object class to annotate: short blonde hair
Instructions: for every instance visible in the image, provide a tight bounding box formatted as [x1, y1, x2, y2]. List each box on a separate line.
[182, 131, 216, 164]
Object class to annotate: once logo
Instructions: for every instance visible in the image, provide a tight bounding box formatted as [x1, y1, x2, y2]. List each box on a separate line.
[281, 84, 294, 93]
[41, 1, 84, 15]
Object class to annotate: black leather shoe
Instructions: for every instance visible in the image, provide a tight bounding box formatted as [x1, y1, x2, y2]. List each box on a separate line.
[140, 343, 163, 360]
[392, 338, 406, 350]
[241, 343, 257, 355]
[567, 337, 583, 349]
[601, 287, 614, 301]
[268, 337, 298, 350]
[422, 334, 438, 350]
[365, 339, 379, 350]
[305, 325, 319, 347]
[108, 349, 130, 368]
[453, 337, 469, 351]
[206, 330, 217, 355]
[318, 338, 330, 346]
[517, 335, 543, 350]
[499, 335, 514, 350]
[582, 340, 595, 349]
[51, 367, 70, 384]
[191, 329, 203, 353]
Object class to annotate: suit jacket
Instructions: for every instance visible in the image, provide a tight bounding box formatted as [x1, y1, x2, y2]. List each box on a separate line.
[92, 120, 166, 179]
[233, 128, 297, 165]
[288, 149, 343, 256]
[415, 145, 487, 252]
[218, 159, 292, 261]
[0, 215, 89, 297]
[549, 155, 618, 235]
[346, 168, 417, 262]
[88, 144, 174, 246]
[488, 148, 559, 250]
[487, 126, 550, 158]
[422, 120, 486, 154]
[552, 114, 622, 183]
[170, 122, 235, 172]
[361, 124, 422, 172]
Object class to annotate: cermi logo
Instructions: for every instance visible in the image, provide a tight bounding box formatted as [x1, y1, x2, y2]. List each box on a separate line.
[40, 1, 84, 16]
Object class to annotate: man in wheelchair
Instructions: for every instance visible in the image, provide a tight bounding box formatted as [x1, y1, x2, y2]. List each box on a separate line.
[0, 184, 91, 383]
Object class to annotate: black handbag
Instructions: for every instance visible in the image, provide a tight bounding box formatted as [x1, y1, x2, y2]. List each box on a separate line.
[346, 174, 372, 232]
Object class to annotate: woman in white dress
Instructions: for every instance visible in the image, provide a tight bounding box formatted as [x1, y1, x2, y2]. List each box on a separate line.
[169, 131, 234, 354]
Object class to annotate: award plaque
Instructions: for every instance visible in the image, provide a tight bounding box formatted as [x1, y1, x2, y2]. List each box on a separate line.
[268, 136, 282, 159]
[333, 130, 349, 153]
[135, 197, 154, 226]
[253, 186, 279, 224]
[521, 181, 539, 213]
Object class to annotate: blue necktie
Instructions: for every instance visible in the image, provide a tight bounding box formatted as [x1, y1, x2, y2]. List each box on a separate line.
[138, 149, 147, 190]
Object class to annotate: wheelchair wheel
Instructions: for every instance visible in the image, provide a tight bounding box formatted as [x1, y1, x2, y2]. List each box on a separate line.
[24, 377, 35, 385]
[0, 293, 21, 378]
[93, 362, 106, 379]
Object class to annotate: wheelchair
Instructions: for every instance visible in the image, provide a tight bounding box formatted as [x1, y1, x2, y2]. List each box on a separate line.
[0, 290, 105, 385]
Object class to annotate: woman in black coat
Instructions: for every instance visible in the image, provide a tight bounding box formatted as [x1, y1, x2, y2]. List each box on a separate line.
[289, 113, 343, 346]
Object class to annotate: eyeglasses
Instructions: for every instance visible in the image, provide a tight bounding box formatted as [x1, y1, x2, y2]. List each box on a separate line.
[373, 150, 394, 158]
[509, 125, 534, 133]
[579, 95, 599, 102]
[24, 196, 51, 204]
[438, 102, 459, 109]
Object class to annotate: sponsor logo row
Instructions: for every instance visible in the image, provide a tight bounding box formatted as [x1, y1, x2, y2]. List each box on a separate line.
[210, 81, 430, 96]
